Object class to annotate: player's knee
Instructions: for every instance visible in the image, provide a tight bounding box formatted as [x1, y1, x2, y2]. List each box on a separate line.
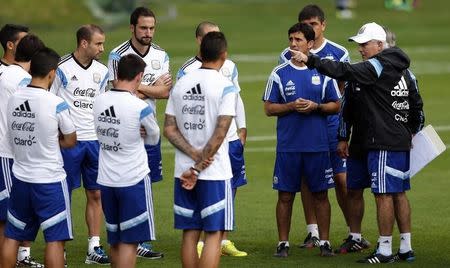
[347, 189, 364, 200]
[312, 191, 328, 202]
[278, 192, 295, 204]
[87, 189, 102, 203]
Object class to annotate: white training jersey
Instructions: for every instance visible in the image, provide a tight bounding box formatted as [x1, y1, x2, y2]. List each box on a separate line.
[94, 89, 160, 187]
[166, 68, 238, 181]
[107, 40, 170, 114]
[0, 59, 9, 74]
[177, 57, 246, 141]
[7, 86, 75, 183]
[50, 54, 109, 141]
[0, 65, 31, 158]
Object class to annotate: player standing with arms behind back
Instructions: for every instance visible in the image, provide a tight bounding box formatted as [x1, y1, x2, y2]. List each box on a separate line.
[164, 31, 237, 268]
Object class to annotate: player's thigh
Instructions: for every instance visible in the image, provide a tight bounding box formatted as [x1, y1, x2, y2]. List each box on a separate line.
[81, 140, 101, 190]
[173, 178, 202, 230]
[33, 180, 72, 242]
[347, 156, 371, 190]
[368, 150, 410, 194]
[0, 157, 14, 222]
[61, 142, 85, 190]
[145, 139, 163, 183]
[196, 179, 233, 232]
[302, 152, 334, 193]
[273, 152, 302, 193]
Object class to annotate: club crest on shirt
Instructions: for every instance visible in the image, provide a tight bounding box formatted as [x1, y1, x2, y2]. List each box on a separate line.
[151, 60, 161, 70]
[221, 67, 231, 77]
[93, 73, 101, 84]
[311, 74, 321, 85]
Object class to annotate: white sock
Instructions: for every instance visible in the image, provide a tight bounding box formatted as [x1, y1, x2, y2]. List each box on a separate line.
[399, 233, 412, 253]
[376, 236, 392, 256]
[221, 240, 230, 246]
[306, 224, 319, 238]
[319, 240, 330, 246]
[350, 232, 362, 241]
[88, 236, 100, 253]
[278, 241, 289, 247]
[17, 246, 30, 261]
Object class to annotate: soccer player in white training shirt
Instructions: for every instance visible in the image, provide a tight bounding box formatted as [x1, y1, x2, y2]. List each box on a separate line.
[107, 6, 170, 258]
[165, 31, 237, 268]
[0, 34, 45, 268]
[50, 24, 110, 265]
[177, 21, 248, 257]
[94, 54, 160, 268]
[1, 47, 76, 268]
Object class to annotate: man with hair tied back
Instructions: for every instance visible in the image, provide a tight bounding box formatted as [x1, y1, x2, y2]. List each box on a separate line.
[50, 24, 110, 265]
[2, 47, 77, 268]
[165, 31, 238, 268]
[177, 21, 248, 258]
[291, 21, 424, 264]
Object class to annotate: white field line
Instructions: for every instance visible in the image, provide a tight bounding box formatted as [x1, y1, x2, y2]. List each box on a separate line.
[161, 125, 450, 152]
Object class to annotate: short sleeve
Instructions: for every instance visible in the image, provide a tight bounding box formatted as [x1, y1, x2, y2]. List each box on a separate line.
[56, 100, 75, 134]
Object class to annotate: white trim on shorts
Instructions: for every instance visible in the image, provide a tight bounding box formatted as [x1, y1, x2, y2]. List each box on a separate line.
[40, 210, 68, 231]
[61, 180, 73, 239]
[143, 175, 155, 240]
[224, 179, 233, 231]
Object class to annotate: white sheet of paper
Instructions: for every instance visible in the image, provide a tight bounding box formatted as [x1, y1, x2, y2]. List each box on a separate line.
[410, 125, 446, 177]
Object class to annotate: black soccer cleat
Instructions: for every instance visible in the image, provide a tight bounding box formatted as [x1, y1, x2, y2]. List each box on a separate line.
[319, 242, 335, 257]
[357, 252, 395, 264]
[335, 235, 366, 254]
[394, 250, 415, 262]
[299, 232, 320, 248]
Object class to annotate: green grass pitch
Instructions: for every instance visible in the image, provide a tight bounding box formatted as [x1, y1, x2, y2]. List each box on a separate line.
[2, 0, 450, 267]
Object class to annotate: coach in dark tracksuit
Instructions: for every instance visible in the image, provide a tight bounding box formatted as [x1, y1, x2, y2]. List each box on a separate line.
[290, 22, 424, 264]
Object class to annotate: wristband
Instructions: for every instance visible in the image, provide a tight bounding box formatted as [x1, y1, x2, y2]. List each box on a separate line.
[190, 166, 200, 176]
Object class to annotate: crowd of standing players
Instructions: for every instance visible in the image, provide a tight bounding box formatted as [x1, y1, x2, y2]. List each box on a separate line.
[0, 3, 424, 268]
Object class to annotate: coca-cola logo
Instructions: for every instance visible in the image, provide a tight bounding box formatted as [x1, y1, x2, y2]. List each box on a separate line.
[11, 121, 35, 132]
[73, 87, 96, 98]
[391, 100, 409, 110]
[96, 126, 119, 138]
[182, 105, 204, 115]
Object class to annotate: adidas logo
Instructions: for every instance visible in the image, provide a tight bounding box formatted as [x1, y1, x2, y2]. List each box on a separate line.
[286, 80, 294, 86]
[12, 100, 35, 118]
[71, 75, 78, 81]
[98, 106, 120, 124]
[183, 83, 204, 101]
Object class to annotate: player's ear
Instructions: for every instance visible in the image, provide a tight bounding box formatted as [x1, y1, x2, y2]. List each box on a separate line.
[6, 40, 14, 51]
[307, 40, 314, 50]
[321, 20, 327, 32]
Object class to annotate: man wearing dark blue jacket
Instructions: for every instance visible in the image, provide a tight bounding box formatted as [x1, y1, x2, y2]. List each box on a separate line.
[290, 22, 424, 264]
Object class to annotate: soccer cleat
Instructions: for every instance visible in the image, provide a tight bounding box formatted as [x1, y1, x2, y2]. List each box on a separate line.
[357, 252, 395, 264]
[221, 240, 248, 257]
[335, 235, 366, 254]
[394, 250, 415, 262]
[299, 232, 320, 248]
[273, 242, 289, 258]
[361, 237, 371, 249]
[137, 242, 164, 259]
[319, 242, 335, 257]
[85, 246, 110, 265]
[197, 242, 204, 257]
[16, 256, 45, 268]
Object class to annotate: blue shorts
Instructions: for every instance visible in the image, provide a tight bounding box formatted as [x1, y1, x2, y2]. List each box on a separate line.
[330, 150, 347, 174]
[174, 178, 233, 232]
[101, 176, 155, 245]
[61, 140, 100, 191]
[368, 150, 410, 194]
[0, 157, 14, 221]
[228, 139, 247, 189]
[273, 152, 334, 193]
[145, 138, 163, 183]
[5, 179, 73, 242]
[346, 156, 371, 190]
